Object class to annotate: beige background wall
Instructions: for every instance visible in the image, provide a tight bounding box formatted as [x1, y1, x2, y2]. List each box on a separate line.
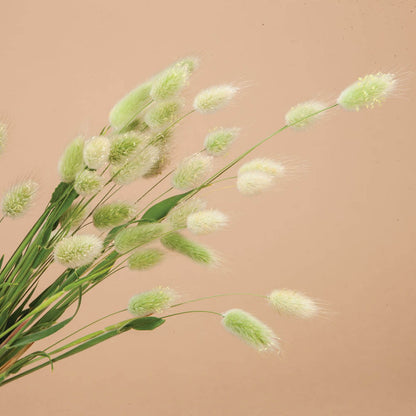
[0, 1, 415, 415]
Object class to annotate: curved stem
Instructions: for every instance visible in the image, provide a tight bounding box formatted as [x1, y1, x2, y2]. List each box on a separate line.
[170, 293, 267, 308]
[161, 310, 223, 319]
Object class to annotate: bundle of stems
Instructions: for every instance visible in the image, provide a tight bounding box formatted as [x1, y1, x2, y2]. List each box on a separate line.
[0, 58, 396, 386]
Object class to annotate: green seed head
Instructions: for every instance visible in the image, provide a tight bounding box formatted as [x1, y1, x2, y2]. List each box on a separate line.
[54, 234, 103, 269]
[161, 231, 218, 266]
[111, 145, 160, 185]
[150, 63, 190, 101]
[127, 248, 165, 271]
[109, 132, 148, 165]
[58, 137, 85, 183]
[144, 99, 182, 130]
[93, 201, 136, 230]
[193, 85, 238, 113]
[59, 203, 87, 231]
[1, 180, 39, 218]
[83, 136, 111, 169]
[222, 309, 278, 352]
[74, 170, 104, 197]
[337, 73, 397, 111]
[128, 287, 177, 317]
[109, 82, 152, 131]
[285, 101, 325, 129]
[172, 154, 212, 191]
[268, 289, 319, 318]
[114, 223, 166, 254]
[166, 197, 207, 229]
[204, 127, 239, 156]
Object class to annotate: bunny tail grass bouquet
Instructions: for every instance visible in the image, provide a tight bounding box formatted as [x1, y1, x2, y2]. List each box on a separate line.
[0, 59, 396, 386]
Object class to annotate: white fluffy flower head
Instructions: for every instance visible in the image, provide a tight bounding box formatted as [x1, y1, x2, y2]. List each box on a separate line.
[237, 171, 274, 196]
[285, 101, 326, 129]
[172, 154, 212, 190]
[239, 158, 285, 178]
[54, 235, 103, 269]
[187, 209, 228, 235]
[268, 289, 319, 318]
[193, 85, 238, 113]
[337, 73, 397, 111]
[83, 136, 111, 170]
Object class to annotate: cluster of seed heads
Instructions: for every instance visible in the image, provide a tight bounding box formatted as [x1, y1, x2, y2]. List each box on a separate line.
[0, 57, 396, 353]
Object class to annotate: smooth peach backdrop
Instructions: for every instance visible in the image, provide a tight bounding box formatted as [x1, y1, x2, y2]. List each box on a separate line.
[1, 1, 415, 415]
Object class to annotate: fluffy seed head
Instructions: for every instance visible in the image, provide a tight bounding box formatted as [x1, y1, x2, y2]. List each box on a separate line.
[58, 137, 85, 183]
[237, 171, 274, 196]
[161, 231, 218, 266]
[128, 248, 165, 271]
[337, 73, 397, 111]
[166, 198, 207, 229]
[1, 180, 39, 218]
[111, 145, 160, 185]
[109, 133, 147, 165]
[268, 289, 319, 318]
[187, 209, 228, 235]
[128, 287, 177, 317]
[285, 101, 326, 129]
[59, 203, 87, 230]
[239, 158, 285, 178]
[142, 142, 171, 178]
[172, 154, 212, 191]
[204, 127, 239, 156]
[150, 63, 190, 101]
[93, 201, 136, 230]
[222, 309, 278, 352]
[144, 99, 182, 130]
[175, 56, 199, 73]
[114, 223, 166, 254]
[74, 170, 104, 197]
[54, 234, 103, 269]
[193, 85, 238, 113]
[0, 122, 7, 154]
[109, 82, 152, 131]
[83, 136, 111, 169]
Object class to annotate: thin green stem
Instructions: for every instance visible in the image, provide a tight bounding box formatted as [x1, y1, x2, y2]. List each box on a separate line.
[170, 293, 267, 308]
[161, 310, 223, 319]
[45, 308, 128, 352]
